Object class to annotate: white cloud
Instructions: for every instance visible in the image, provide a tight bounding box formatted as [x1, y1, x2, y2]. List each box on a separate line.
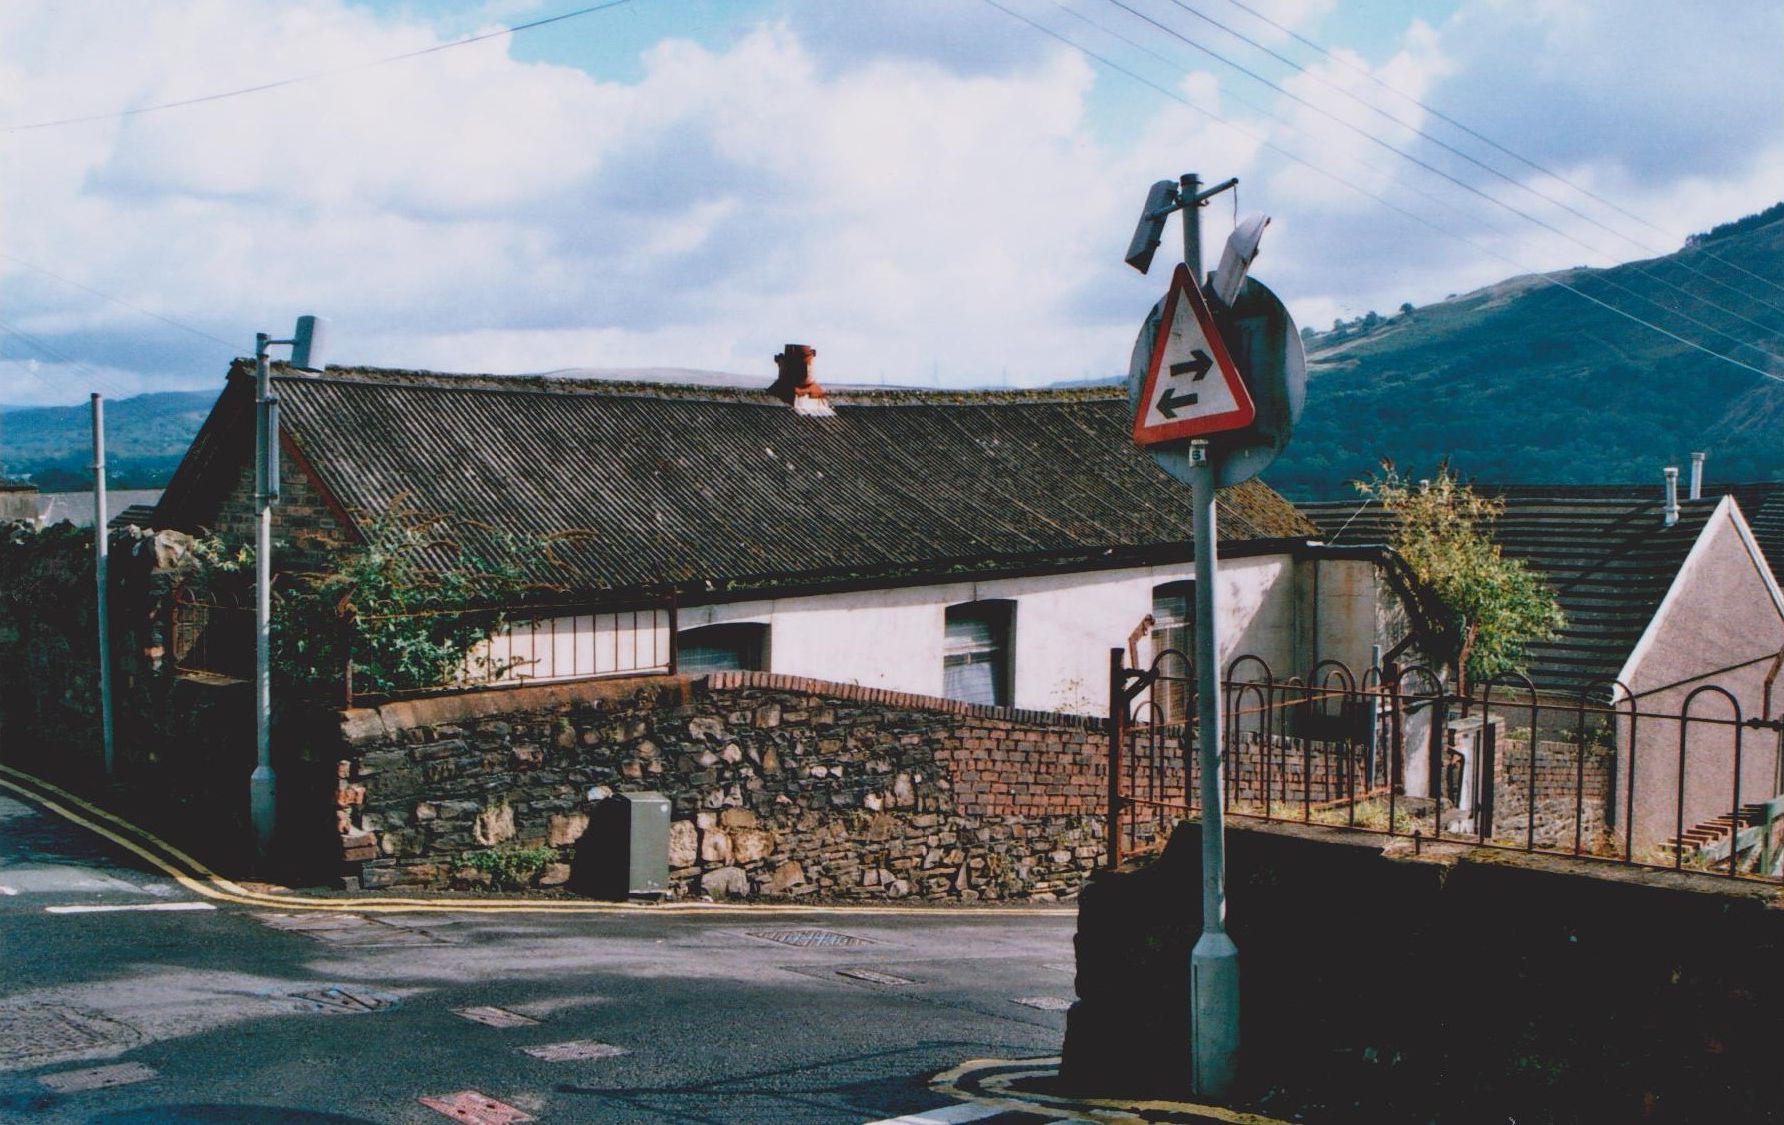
[0, 0, 1779, 410]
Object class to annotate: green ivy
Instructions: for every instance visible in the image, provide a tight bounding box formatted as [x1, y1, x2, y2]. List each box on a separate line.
[191, 503, 567, 700]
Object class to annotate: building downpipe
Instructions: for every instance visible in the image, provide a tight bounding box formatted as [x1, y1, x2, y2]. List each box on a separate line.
[1689, 451, 1706, 501]
[1663, 466, 1680, 527]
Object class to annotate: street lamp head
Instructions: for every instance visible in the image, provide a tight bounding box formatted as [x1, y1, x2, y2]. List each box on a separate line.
[1209, 213, 1270, 308]
[1124, 180, 1179, 274]
[288, 315, 330, 372]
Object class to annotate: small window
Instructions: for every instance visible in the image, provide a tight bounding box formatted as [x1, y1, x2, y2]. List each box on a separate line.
[1150, 582, 1194, 722]
[944, 600, 1014, 707]
[677, 622, 769, 674]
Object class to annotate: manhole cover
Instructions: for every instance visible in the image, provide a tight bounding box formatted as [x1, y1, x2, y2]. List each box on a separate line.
[520, 1040, 628, 1062]
[419, 1090, 535, 1123]
[454, 1006, 539, 1028]
[1011, 996, 1073, 1011]
[0, 1004, 139, 1062]
[38, 1062, 158, 1092]
[282, 986, 401, 1015]
[745, 928, 874, 948]
[837, 968, 915, 985]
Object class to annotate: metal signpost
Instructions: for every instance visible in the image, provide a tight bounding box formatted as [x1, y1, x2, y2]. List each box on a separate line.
[1122, 171, 1306, 1100]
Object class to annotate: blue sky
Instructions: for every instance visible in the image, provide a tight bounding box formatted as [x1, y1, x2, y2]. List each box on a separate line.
[0, 0, 1778, 409]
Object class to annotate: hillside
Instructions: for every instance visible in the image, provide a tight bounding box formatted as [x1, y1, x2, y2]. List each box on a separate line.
[1264, 206, 1784, 499]
[0, 389, 215, 490]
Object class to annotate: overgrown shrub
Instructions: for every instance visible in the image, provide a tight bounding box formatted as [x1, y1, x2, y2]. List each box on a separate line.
[462, 845, 558, 890]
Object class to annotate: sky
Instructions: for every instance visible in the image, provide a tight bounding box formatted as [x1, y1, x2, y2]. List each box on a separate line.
[1, 0, 1781, 406]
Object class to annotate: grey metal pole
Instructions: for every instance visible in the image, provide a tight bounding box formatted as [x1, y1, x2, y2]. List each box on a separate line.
[91, 394, 114, 778]
[1182, 177, 1240, 1100]
[251, 336, 277, 855]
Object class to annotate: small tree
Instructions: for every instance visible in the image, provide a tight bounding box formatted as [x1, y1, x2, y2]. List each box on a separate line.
[1358, 463, 1565, 696]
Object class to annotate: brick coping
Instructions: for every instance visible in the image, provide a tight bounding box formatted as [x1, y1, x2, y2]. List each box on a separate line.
[338, 669, 1107, 744]
[703, 669, 1107, 731]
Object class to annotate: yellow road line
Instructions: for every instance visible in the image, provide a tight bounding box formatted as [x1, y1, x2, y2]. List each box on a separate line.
[0, 763, 1080, 918]
[929, 1057, 1296, 1125]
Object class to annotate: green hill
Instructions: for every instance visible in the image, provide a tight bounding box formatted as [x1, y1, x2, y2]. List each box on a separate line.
[1264, 205, 1784, 499]
[0, 389, 216, 490]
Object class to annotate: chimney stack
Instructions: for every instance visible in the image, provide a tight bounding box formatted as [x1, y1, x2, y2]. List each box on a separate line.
[1663, 466, 1680, 527]
[771, 344, 833, 416]
[1689, 451, 1706, 501]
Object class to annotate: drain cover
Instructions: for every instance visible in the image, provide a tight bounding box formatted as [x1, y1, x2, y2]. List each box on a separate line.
[454, 1006, 539, 1028]
[419, 1090, 535, 1123]
[837, 968, 915, 985]
[520, 1040, 628, 1062]
[283, 986, 401, 1015]
[38, 1062, 157, 1092]
[745, 928, 873, 948]
[1011, 996, 1073, 1011]
[0, 1004, 138, 1063]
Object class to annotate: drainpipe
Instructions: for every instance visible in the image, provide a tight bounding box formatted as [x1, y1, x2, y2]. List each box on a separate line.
[1689, 452, 1706, 501]
[1663, 467, 1680, 527]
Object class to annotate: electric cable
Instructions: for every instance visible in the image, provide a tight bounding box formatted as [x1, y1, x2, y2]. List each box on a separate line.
[978, 0, 1784, 385]
[0, 0, 634, 134]
[1152, 0, 1784, 325]
[1211, 0, 1784, 302]
[1093, 0, 1784, 363]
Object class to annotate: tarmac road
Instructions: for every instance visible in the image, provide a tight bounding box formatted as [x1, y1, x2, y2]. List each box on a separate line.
[0, 786, 1087, 1124]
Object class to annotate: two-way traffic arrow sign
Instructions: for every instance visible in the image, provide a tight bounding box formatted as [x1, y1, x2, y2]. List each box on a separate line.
[1132, 264, 1255, 445]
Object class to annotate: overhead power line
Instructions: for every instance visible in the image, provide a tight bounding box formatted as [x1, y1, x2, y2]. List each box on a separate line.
[978, 0, 1784, 385]
[0, 253, 238, 350]
[1087, 0, 1784, 367]
[1210, 0, 1784, 304]
[0, 0, 634, 134]
[1049, 0, 1784, 358]
[1161, 0, 1784, 324]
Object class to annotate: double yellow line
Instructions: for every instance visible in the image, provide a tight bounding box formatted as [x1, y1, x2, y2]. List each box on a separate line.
[928, 1057, 1295, 1124]
[0, 762, 1079, 918]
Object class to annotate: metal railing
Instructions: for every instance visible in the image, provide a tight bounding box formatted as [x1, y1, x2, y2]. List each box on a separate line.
[1107, 650, 1784, 884]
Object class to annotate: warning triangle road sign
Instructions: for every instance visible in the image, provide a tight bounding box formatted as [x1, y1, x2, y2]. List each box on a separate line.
[1133, 264, 1255, 445]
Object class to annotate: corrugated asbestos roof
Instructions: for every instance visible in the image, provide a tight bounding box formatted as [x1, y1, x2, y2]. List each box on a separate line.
[1300, 493, 1721, 696]
[160, 365, 1315, 598]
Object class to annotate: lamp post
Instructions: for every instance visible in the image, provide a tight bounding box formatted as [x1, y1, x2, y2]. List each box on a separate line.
[250, 315, 329, 858]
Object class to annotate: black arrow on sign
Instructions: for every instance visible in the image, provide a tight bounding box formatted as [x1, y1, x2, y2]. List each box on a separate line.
[1155, 387, 1199, 418]
[1168, 349, 1212, 381]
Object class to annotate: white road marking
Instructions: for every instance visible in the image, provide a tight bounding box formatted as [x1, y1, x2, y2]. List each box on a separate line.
[860, 1103, 1007, 1125]
[45, 901, 217, 915]
[38, 1062, 158, 1092]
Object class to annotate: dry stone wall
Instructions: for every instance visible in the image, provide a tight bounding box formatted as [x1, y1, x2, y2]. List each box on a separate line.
[335, 671, 1111, 901]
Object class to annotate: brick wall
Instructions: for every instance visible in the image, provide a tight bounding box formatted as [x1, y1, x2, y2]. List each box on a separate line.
[1489, 737, 1614, 850]
[332, 671, 1112, 902]
[209, 437, 352, 569]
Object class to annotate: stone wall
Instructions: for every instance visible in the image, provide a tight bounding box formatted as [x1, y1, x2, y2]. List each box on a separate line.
[1064, 820, 1784, 1122]
[208, 438, 352, 571]
[1489, 736, 1614, 851]
[330, 671, 1111, 901]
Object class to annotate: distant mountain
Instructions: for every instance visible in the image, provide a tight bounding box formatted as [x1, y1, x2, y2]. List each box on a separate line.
[0, 389, 216, 490]
[1263, 204, 1784, 499]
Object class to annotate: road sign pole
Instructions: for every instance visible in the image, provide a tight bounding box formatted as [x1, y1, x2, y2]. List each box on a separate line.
[1181, 174, 1240, 1101]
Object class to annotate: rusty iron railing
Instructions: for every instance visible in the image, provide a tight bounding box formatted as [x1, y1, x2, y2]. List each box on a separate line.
[1107, 650, 1784, 884]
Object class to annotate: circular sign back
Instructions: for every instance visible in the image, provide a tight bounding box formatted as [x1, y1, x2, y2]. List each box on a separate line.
[1127, 276, 1305, 488]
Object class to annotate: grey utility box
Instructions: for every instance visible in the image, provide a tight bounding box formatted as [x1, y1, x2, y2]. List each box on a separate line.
[579, 791, 670, 900]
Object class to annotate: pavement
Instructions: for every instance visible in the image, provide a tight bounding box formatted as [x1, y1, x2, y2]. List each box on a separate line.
[0, 766, 1274, 1124]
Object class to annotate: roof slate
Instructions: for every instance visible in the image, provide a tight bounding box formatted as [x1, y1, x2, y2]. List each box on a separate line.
[1300, 492, 1721, 696]
[160, 365, 1315, 599]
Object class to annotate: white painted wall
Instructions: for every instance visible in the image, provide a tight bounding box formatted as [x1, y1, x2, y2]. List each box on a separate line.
[675, 553, 1302, 715]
